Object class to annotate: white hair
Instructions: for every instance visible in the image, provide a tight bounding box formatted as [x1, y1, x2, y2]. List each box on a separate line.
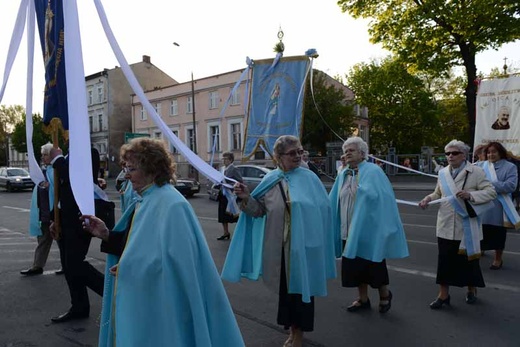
[41, 143, 53, 155]
[342, 137, 369, 160]
[444, 139, 470, 157]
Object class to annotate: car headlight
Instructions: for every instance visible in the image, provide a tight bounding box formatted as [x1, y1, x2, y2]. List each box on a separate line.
[15, 178, 21, 182]
[176, 183, 186, 187]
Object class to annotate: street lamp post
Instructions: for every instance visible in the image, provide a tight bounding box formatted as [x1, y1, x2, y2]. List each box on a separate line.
[174, 42, 198, 180]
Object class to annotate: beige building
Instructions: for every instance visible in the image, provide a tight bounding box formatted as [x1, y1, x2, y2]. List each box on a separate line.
[131, 68, 368, 180]
[86, 55, 177, 176]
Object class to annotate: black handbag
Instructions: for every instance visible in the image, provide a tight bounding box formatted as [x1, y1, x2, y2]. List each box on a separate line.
[95, 199, 116, 229]
[462, 173, 477, 218]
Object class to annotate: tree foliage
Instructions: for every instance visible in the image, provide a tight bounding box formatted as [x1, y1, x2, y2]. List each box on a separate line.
[11, 114, 52, 164]
[337, 0, 520, 142]
[0, 105, 25, 166]
[346, 57, 439, 154]
[302, 70, 354, 155]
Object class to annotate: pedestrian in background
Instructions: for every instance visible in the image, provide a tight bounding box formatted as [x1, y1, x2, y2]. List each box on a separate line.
[21, 143, 61, 276]
[419, 140, 496, 309]
[223, 135, 336, 347]
[82, 138, 244, 347]
[329, 137, 408, 314]
[217, 151, 243, 240]
[480, 142, 519, 270]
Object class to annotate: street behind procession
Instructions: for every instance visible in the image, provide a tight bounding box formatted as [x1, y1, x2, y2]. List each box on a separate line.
[1, 179, 520, 347]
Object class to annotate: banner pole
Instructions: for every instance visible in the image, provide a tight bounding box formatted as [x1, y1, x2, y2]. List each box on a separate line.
[52, 128, 61, 240]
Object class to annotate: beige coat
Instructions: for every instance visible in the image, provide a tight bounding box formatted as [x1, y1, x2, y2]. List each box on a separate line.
[426, 163, 496, 240]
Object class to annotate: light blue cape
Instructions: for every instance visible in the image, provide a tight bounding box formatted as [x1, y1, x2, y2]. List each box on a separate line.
[99, 184, 243, 347]
[221, 167, 336, 303]
[29, 166, 54, 237]
[329, 161, 409, 262]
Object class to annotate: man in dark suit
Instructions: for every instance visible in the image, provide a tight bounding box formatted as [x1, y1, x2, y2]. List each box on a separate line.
[49, 147, 104, 323]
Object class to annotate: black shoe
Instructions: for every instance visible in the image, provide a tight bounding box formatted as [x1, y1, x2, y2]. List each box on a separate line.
[347, 298, 371, 312]
[490, 261, 503, 270]
[20, 267, 43, 276]
[466, 291, 477, 304]
[379, 290, 393, 313]
[430, 295, 451, 309]
[55, 269, 65, 275]
[51, 310, 89, 323]
[217, 234, 230, 241]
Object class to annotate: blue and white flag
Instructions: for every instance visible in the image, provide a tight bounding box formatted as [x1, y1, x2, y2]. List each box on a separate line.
[243, 55, 309, 158]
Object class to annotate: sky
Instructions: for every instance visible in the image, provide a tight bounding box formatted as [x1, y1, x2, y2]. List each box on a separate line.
[0, 0, 519, 115]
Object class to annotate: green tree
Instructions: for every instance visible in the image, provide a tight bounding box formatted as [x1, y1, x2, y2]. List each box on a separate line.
[346, 56, 439, 153]
[302, 70, 354, 155]
[338, 0, 520, 142]
[0, 105, 25, 165]
[11, 114, 52, 164]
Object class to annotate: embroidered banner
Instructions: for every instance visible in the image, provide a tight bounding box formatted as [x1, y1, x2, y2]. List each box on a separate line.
[243, 55, 309, 159]
[35, 0, 69, 130]
[475, 76, 520, 156]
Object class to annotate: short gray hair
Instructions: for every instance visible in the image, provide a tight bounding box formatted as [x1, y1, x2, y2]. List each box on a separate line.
[445, 139, 470, 157]
[41, 143, 53, 155]
[273, 135, 301, 157]
[342, 137, 369, 160]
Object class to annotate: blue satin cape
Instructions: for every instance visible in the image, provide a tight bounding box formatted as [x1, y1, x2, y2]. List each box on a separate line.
[29, 166, 54, 236]
[221, 167, 336, 303]
[98, 184, 243, 347]
[329, 161, 409, 262]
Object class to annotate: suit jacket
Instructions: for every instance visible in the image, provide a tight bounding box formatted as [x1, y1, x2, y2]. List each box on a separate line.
[426, 163, 496, 240]
[224, 163, 243, 183]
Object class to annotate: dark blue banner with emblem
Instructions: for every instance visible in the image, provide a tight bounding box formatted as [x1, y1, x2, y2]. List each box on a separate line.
[243, 55, 309, 158]
[35, 0, 69, 130]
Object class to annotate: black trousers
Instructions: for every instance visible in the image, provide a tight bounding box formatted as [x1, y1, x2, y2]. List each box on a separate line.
[58, 224, 104, 314]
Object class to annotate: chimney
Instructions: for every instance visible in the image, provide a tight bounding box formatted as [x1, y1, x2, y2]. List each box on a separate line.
[143, 55, 151, 64]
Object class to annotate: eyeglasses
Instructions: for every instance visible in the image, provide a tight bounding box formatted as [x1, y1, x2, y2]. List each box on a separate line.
[445, 151, 462, 156]
[281, 149, 304, 157]
[123, 166, 138, 173]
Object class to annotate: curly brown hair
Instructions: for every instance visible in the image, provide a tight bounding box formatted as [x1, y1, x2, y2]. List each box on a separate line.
[120, 138, 176, 186]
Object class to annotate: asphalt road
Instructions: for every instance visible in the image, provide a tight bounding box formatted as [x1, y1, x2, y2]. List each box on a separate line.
[0, 184, 519, 346]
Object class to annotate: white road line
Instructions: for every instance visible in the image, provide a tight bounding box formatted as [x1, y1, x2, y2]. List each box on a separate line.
[388, 265, 520, 293]
[2, 206, 30, 212]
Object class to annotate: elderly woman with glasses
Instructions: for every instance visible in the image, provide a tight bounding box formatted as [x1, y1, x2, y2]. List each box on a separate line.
[479, 142, 519, 270]
[419, 140, 496, 309]
[81, 138, 243, 347]
[329, 137, 409, 314]
[222, 135, 336, 347]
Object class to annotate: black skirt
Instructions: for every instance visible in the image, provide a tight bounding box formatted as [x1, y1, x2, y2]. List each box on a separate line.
[436, 237, 485, 288]
[277, 249, 314, 332]
[217, 193, 239, 224]
[341, 256, 389, 288]
[481, 224, 507, 250]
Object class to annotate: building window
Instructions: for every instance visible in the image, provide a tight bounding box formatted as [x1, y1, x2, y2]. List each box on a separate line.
[187, 96, 193, 114]
[170, 130, 179, 153]
[208, 124, 220, 152]
[88, 90, 93, 105]
[230, 122, 242, 150]
[231, 88, 240, 105]
[359, 124, 368, 142]
[140, 107, 147, 121]
[97, 86, 103, 103]
[154, 131, 162, 139]
[187, 128, 195, 151]
[98, 114, 103, 131]
[154, 103, 161, 116]
[170, 99, 178, 116]
[209, 91, 219, 109]
[89, 116, 93, 133]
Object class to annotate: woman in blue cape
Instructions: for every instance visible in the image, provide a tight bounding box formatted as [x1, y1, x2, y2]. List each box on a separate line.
[82, 138, 243, 347]
[329, 137, 408, 314]
[222, 135, 336, 347]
